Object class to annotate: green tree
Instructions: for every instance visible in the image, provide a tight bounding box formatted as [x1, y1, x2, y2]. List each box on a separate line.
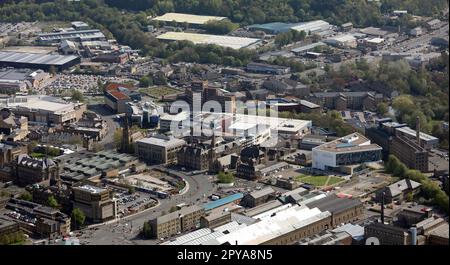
[217, 171, 235, 184]
[377, 102, 389, 116]
[142, 221, 152, 239]
[128, 186, 136, 194]
[71, 89, 84, 102]
[19, 191, 32, 202]
[47, 196, 58, 209]
[204, 20, 238, 34]
[169, 206, 178, 213]
[71, 208, 86, 229]
[139, 76, 152, 87]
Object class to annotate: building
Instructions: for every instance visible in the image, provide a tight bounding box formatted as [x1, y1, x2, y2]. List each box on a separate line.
[240, 187, 276, 208]
[149, 205, 204, 239]
[157, 32, 260, 50]
[0, 108, 28, 142]
[200, 211, 232, 229]
[390, 135, 429, 172]
[0, 217, 20, 239]
[2, 95, 86, 125]
[324, 34, 357, 48]
[341, 22, 353, 32]
[37, 29, 106, 44]
[365, 223, 412, 245]
[0, 141, 28, 168]
[312, 133, 382, 174]
[0, 68, 51, 94]
[307, 92, 382, 111]
[0, 52, 80, 71]
[135, 135, 186, 165]
[34, 205, 71, 238]
[92, 52, 129, 64]
[104, 83, 140, 114]
[246, 62, 290, 75]
[152, 13, 227, 27]
[72, 185, 117, 223]
[71, 21, 90, 31]
[376, 179, 422, 204]
[13, 154, 59, 187]
[425, 19, 441, 30]
[159, 112, 190, 132]
[177, 145, 209, 171]
[290, 20, 332, 35]
[203, 193, 244, 212]
[58, 150, 139, 184]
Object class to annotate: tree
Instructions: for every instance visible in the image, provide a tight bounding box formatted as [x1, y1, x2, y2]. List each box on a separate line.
[19, 191, 32, 202]
[128, 186, 136, 194]
[217, 171, 235, 184]
[139, 76, 152, 87]
[169, 206, 178, 213]
[204, 20, 238, 34]
[71, 208, 86, 229]
[377, 102, 389, 116]
[49, 66, 56, 76]
[71, 89, 84, 102]
[142, 221, 152, 239]
[47, 196, 58, 209]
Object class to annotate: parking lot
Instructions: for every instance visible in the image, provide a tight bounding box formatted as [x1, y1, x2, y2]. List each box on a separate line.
[110, 187, 157, 217]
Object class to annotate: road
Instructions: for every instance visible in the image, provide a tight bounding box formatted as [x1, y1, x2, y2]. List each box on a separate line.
[78, 167, 215, 245]
[87, 102, 119, 149]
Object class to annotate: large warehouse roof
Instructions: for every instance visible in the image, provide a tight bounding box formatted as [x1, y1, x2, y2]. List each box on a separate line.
[156, 32, 260, 49]
[152, 13, 227, 25]
[0, 51, 79, 66]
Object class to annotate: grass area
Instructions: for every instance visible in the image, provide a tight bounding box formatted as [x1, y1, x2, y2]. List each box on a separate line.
[295, 175, 344, 187]
[139, 86, 181, 98]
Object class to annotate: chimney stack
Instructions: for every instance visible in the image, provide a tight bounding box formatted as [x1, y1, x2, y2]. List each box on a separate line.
[381, 191, 385, 224]
[416, 116, 421, 146]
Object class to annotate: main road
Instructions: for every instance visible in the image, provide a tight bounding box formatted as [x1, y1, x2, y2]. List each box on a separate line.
[78, 167, 215, 245]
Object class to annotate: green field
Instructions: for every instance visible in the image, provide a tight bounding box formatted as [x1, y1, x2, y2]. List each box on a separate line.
[139, 86, 181, 98]
[295, 175, 344, 187]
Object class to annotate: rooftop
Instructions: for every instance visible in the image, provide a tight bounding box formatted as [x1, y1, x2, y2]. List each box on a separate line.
[0, 51, 78, 66]
[157, 32, 260, 49]
[152, 13, 227, 25]
[136, 135, 186, 148]
[203, 193, 244, 211]
[74, 184, 107, 194]
[154, 205, 203, 224]
[313, 132, 382, 154]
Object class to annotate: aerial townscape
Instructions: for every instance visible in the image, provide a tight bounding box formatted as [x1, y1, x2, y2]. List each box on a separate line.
[0, 0, 448, 248]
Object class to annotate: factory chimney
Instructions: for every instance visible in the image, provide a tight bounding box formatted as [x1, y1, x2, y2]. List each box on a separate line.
[416, 116, 421, 146]
[381, 191, 385, 224]
[409, 225, 418, 245]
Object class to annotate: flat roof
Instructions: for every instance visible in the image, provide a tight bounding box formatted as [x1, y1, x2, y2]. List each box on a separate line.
[215, 205, 331, 245]
[395, 126, 439, 142]
[136, 136, 186, 148]
[74, 184, 107, 194]
[0, 51, 78, 66]
[313, 132, 382, 153]
[290, 20, 332, 33]
[306, 194, 362, 215]
[157, 32, 260, 49]
[203, 193, 244, 211]
[38, 29, 105, 41]
[291, 42, 326, 53]
[155, 205, 203, 224]
[152, 13, 226, 25]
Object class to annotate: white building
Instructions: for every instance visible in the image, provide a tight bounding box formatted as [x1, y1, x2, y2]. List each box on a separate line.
[312, 133, 382, 174]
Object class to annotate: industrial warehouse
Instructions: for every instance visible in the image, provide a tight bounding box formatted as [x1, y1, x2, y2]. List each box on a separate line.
[0, 51, 80, 71]
[156, 32, 261, 49]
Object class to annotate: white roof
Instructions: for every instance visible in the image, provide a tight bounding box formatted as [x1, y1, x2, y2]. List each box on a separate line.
[215, 206, 331, 245]
[157, 32, 260, 49]
[152, 13, 227, 25]
[136, 136, 186, 148]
